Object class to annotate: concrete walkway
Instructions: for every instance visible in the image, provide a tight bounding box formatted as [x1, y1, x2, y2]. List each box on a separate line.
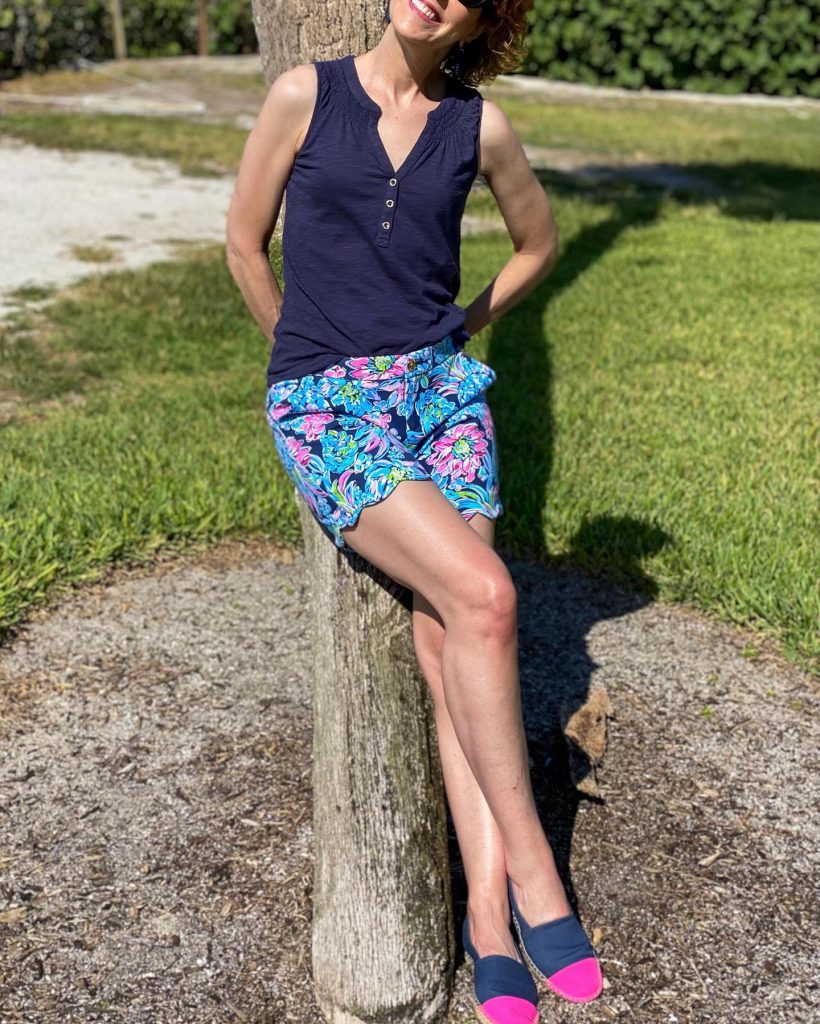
[0, 138, 234, 324]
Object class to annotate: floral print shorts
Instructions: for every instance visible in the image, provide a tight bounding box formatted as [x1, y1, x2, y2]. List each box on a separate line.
[264, 333, 503, 552]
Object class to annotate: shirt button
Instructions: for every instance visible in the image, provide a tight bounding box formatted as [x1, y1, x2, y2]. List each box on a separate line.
[385, 199, 394, 207]
[382, 220, 390, 229]
[389, 177, 397, 186]
[407, 358, 417, 369]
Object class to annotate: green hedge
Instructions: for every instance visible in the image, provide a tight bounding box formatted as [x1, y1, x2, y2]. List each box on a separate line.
[2, 1, 818, 99]
[0, 0, 256, 80]
[524, 0, 820, 97]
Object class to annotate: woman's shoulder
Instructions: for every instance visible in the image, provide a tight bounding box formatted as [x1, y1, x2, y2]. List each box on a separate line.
[269, 61, 320, 107]
[255, 62, 324, 159]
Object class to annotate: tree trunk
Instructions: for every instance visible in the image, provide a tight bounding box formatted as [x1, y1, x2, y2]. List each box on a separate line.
[197, 0, 209, 57]
[108, 0, 127, 61]
[251, 0, 457, 1005]
[253, 0, 387, 83]
[297, 495, 454, 1023]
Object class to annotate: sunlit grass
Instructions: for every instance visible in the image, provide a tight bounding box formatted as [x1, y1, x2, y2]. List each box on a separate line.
[1, 63, 817, 673]
[1, 189, 817, 671]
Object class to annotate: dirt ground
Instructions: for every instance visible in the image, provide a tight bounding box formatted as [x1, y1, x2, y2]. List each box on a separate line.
[0, 535, 816, 1023]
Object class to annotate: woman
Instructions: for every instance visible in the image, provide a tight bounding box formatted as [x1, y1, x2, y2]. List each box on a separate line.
[226, 1, 603, 1020]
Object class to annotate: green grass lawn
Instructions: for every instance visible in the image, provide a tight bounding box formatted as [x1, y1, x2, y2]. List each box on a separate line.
[1, 89, 818, 674]
[2, 77, 819, 180]
[465, 193, 818, 671]
[0, 110, 239, 176]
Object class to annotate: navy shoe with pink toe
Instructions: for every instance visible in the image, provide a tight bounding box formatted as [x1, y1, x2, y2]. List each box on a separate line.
[462, 912, 540, 1024]
[507, 878, 604, 1004]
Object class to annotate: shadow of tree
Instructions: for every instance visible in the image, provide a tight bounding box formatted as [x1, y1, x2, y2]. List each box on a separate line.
[450, 157, 817, 946]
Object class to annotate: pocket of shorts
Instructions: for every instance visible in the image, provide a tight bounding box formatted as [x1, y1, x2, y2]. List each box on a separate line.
[265, 385, 287, 430]
[459, 350, 497, 389]
[266, 376, 331, 423]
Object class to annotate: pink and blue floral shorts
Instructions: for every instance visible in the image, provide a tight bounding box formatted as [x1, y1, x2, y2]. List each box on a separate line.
[264, 333, 503, 552]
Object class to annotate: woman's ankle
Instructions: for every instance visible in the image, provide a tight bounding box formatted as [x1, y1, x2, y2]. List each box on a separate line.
[465, 904, 521, 961]
[467, 891, 510, 926]
[508, 871, 573, 924]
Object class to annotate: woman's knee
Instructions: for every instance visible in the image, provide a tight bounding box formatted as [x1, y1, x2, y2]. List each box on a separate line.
[449, 560, 517, 642]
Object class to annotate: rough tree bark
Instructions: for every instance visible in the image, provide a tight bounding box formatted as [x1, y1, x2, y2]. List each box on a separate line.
[251, 4, 456, 1021]
[253, 0, 388, 81]
[298, 495, 455, 1024]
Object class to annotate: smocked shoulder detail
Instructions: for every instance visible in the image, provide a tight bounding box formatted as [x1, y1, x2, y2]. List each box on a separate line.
[330, 55, 481, 141]
[312, 57, 329, 94]
[430, 85, 482, 143]
[326, 55, 374, 131]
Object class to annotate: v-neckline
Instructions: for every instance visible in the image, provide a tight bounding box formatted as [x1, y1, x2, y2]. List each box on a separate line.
[342, 53, 455, 180]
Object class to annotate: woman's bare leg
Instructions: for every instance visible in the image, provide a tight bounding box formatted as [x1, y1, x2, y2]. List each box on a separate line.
[341, 480, 572, 948]
[411, 514, 517, 960]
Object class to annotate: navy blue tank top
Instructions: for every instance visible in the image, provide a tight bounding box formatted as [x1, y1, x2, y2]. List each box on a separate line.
[265, 53, 482, 386]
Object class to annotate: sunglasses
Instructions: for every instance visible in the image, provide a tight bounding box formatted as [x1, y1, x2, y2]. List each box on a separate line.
[385, 0, 495, 18]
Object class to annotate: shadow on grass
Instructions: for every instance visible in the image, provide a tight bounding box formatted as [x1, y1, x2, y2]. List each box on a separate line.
[540, 160, 820, 223]
[452, 160, 818, 934]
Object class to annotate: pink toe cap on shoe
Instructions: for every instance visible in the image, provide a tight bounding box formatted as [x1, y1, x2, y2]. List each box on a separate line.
[545, 956, 603, 1003]
[479, 994, 539, 1024]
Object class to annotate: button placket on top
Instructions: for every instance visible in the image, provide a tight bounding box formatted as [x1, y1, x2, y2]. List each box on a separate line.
[341, 55, 456, 248]
[378, 177, 399, 247]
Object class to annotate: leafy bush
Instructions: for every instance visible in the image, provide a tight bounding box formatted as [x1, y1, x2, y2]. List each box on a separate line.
[2, 1, 816, 97]
[523, 0, 820, 97]
[0, 0, 257, 80]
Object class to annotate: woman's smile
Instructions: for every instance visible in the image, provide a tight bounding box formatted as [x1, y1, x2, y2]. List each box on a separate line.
[408, 0, 442, 25]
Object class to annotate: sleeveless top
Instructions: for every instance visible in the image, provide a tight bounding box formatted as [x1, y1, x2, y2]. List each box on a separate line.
[265, 53, 483, 387]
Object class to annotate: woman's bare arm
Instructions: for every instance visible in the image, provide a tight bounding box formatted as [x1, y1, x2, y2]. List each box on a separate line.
[225, 63, 318, 343]
[465, 99, 559, 338]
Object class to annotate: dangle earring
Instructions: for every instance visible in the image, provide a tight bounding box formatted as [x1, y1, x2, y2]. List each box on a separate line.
[454, 41, 468, 80]
[383, 0, 391, 23]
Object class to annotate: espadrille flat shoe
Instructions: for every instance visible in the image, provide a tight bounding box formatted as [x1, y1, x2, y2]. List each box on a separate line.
[462, 911, 540, 1024]
[507, 877, 603, 1004]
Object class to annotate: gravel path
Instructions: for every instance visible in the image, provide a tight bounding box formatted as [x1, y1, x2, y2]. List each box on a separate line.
[0, 537, 816, 1023]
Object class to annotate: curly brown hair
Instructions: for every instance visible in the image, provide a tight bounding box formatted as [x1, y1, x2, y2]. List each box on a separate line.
[382, 0, 533, 89]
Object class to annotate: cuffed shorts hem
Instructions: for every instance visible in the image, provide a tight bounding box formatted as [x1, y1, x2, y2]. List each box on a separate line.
[264, 333, 503, 552]
[330, 481, 505, 554]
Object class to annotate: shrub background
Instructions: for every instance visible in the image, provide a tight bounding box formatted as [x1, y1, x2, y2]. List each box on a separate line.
[524, 0, 820, 97]
[0, 0, 257, 80]
[2, 0, 818, 96]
